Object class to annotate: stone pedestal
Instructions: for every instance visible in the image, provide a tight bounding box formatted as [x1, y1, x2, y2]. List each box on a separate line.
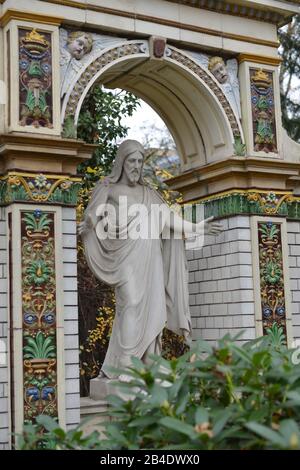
[89, 377, 120, 401]
[90, 376, 134, 402]
[80, 396, 110, 437]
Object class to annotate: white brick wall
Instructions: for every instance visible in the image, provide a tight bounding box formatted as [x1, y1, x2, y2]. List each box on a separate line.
[0, 207, 9, 448]
[187, 216, 256, 345]
[62, 208, 80, 429]
[287, 220, 300, 344]
[188, 215, 300, 346]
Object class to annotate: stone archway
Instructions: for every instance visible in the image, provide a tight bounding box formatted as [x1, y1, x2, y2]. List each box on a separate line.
[61, 39, 243, 171]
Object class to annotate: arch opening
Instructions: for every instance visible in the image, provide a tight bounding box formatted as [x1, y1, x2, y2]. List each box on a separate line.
[62, 41, 242, 170]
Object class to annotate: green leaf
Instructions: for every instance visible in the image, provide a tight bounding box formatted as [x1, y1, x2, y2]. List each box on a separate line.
[105, 423, 129, 446]
[175, 390, 190, 415]
[160, 417, 197, 439]
[212, 409, 232, 437]
[195, 407, 209, 425]
[245, 422, 286, 447]
[36, 415, 60, 432]
[149, 383, 168, 406]
[278, 419, 300, 449]
[53, 428, 67, 440]
[107, 395, 126, 407]
[229, 344, 253, 364]
[285, 390, 300, 405]
[130, 356, 147, 371]
[128, 416, 159, 427]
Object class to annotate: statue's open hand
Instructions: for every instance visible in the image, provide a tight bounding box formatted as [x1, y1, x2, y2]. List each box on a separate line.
[78, 213, 93, 236]
[196, 216, 223, 236]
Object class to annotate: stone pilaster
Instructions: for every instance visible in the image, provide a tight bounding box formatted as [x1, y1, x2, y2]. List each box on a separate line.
[0, 205, 9, 449]
[0, 132, 93, 443]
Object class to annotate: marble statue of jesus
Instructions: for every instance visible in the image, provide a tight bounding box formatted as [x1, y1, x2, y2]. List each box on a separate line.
[79, 140, 222, 378]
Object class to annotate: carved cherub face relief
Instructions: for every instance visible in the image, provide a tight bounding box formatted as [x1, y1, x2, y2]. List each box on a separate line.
[67, 32, 93, 60]
[209, 57, 229, 84]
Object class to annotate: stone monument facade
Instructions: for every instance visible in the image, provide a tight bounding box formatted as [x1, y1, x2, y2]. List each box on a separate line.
[1, 0, 300, 449]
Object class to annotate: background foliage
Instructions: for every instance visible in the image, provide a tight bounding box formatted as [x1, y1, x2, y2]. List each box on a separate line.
[279, 14, 300, 142]
[77, 86, 140, 191]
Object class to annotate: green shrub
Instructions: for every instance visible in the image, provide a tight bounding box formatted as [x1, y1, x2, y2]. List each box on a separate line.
[18, 327, 300, 450]
[17, 415, 102, 450]
[100, 329, 300, 450]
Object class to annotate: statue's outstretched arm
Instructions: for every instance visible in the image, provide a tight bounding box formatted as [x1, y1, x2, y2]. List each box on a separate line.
[165, 209, 223, 237]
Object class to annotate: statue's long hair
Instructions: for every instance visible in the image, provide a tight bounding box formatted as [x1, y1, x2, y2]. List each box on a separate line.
[107, 139, 145, 184]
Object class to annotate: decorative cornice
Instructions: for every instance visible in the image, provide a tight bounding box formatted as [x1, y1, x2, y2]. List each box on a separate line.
[0, 134, 95, 179]
[184, 189, 300, 220]
[167, 157, 300, 189]
[238, 53, 282, 66]
[0, 171, 81, 206]
[36, 0, 298, 26]
[0, 133, 93, 149]
[30, 0, 279, 49]
[0, 9, 63, 27]
[189, 187, 292, 205]
[167, 157, 300, 205]
[167, 0, 298, 25]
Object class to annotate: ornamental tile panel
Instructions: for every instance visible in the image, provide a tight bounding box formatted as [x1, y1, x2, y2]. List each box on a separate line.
[19, 29, 53, 129]
[21, 210, 58, 422]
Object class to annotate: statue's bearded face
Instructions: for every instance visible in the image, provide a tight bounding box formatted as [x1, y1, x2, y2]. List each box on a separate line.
[122, 151, 143, 185]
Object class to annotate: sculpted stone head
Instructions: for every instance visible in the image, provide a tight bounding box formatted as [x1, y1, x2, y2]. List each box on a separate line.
[67, 31, 93, 59]
[107, 140, 145, 185]
[122, 150, 144, 186]
[208, 56, 228, 84]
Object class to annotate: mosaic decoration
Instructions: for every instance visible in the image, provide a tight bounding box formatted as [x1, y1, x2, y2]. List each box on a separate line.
[19, 28, 53, 128]
[21, 210, 58, 422]
[247, 192, 295, 215]
[257, 221, 287, 335]
[189, 190, 300, 220]
[250, 68, 277, 153]
[0, 172, 81, 206]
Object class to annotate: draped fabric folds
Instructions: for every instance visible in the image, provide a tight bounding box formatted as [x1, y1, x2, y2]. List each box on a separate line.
[82, 181, 191, 378]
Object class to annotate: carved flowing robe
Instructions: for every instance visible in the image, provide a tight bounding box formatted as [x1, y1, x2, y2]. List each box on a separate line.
[82, 181, 191, 378]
